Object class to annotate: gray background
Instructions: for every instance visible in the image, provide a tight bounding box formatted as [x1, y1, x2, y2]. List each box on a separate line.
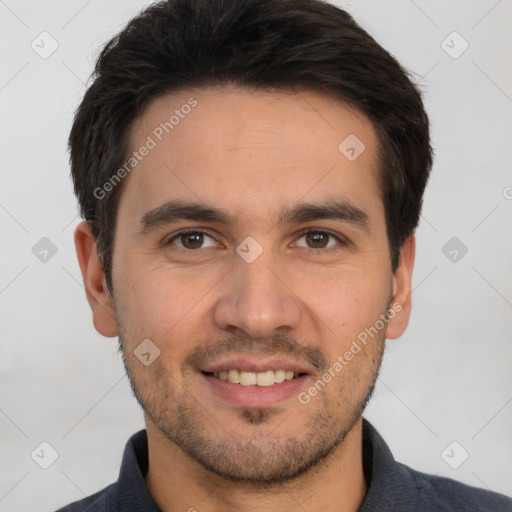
[1, 1, 511, 510]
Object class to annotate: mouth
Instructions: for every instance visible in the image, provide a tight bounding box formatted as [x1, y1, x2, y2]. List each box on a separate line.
[202, 369, 308, 386]
[198, 358, 314, 407]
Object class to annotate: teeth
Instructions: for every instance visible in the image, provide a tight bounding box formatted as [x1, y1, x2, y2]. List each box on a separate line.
[210, 369, 302, 386]
[274, 369, 285, 383]
[256, 370, 274, 387]
[227, 369, 240, 383]
[240, 371, 257, 386]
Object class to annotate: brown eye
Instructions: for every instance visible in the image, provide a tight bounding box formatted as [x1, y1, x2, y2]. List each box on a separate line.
[305, 232, 329, 248]
[296, 231, 339, 250]
[168, 231, 217, 250]
[181, 233, 204, 249]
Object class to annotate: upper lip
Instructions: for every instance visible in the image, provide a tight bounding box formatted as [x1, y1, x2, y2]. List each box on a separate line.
[200, 357, 314, 375]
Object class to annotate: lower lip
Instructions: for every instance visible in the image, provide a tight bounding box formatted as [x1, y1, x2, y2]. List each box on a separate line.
[200, 373, 310, 407]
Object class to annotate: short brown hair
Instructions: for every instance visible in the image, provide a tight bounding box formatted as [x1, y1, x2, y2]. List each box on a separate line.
[69, 0, 433, 290]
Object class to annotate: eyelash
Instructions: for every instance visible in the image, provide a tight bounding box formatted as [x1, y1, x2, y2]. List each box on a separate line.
[165, 228, 347, 254]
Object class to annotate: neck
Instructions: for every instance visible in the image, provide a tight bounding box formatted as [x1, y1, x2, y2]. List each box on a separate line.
[144, 416, 368, 512]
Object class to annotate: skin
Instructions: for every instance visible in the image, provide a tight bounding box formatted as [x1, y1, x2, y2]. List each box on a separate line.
[75, 86, 415, 512]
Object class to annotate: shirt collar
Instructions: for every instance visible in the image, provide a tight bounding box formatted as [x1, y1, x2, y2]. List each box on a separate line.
[110, 429, 161, 511]
[359, 418, 418, 510]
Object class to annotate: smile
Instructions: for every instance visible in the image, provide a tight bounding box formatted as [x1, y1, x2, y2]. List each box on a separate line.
[203, 369, 306, 386]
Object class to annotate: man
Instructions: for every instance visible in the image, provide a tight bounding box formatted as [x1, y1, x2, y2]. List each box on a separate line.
[57, 0, 512, 510]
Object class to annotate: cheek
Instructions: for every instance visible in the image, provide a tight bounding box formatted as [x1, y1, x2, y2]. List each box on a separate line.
[295, 265, 391, 332]
[114, 260, 217, 344]
[115, 273, 208, 381]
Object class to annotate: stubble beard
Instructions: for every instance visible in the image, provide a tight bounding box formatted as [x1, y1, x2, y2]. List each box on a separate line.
[118, 328, 385, 488]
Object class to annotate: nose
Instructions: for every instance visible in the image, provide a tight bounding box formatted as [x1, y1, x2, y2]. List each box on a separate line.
[213, 250, 301, 339]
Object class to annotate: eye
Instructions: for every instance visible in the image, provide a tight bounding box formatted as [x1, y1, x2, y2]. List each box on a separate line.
[294, 230, 344, 250]
[167, 230, 218, 250]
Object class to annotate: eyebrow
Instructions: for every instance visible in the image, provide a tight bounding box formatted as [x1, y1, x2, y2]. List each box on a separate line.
[138, 199, 370, 234]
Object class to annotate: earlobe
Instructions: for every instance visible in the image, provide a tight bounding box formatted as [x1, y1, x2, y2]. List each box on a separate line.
[74, 221, 118, 338]
[386, 235, 415, 340]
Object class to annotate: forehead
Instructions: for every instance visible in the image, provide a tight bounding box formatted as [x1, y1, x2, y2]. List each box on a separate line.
[119, 86, 383, 229]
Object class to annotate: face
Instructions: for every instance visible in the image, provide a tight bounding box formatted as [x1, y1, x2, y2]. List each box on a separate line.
[82, 86, 413, 485]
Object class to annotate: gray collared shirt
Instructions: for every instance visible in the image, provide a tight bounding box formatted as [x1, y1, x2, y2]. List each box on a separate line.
[55, 418, 512, 511]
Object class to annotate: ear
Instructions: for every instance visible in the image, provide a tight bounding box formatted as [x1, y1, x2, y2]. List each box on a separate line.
[74, 221, 118, 338]
[386, 234, 415, 340]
